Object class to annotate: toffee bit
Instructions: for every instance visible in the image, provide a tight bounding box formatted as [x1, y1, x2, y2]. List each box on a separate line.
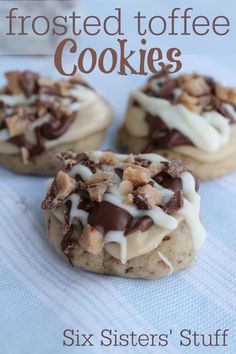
[57, 151, 98, 173]
[133, 190, 152, 210]
[182, 77, 211, 97]
[133, 184, 162, 210]
[161, 160, 186, 178]
[19, 71, 39, 97]
[215, 84, 236, 105]
[41, 170, 77, 210]
[86, 171, 115, 202]
[123, 166, 151, 186]
[5, 111, 31, 138]
[100, 151, 118, 165]
[41, 178, 58, 210]
[5, 71, 23, 94]
[79, 225, 104, 255]
[134, 157, 151, 168]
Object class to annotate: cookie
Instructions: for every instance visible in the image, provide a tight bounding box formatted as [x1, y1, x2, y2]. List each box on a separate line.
[41, 151, 206, 280]
[118, 72, 236, 180]
[0, 71, 112, 175]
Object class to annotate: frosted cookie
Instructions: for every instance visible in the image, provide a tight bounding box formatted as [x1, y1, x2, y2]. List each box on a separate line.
[0, 71, 112, 175]
[119, 72, 236, 180]
[41, 151, 205, 280]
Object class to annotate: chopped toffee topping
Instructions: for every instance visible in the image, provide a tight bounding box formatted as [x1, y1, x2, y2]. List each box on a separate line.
[161, 160, 187, 178]
[58, 151, 99, 173]
[41, 152, 193, 263]
[0, 70, 94, 163]
[133, 184, 162, 210]
[79, 225, 104, 255]
[139, 72, 236, 151]
[86, 171, 115, 202]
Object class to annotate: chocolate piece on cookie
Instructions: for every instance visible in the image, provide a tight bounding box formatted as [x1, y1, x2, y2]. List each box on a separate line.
[119, 72, 236, 180]
[41, 151, 205, 280]
[0, 71, 112, 175]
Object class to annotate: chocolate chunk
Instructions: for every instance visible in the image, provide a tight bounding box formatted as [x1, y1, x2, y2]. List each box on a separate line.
[154, 172, 183, 192]
[125, 216, 153, 236]
[161, 160, 186, 178]
[64, 200, 72, 224]
[211, 96, 235, 124]
[61, 225, 77, 266]
[133, 189, 152, 210]
[155, 129, 193, 148]
[205, 76, 216, 93]
[88, 201, 132, 234]
[156, 79, 178, 100]
[134, 157, 151, 168]
[145, 114, 192, 148]
[154, 170, 198, 192]
[40, 112, 75, 140]
[78, 198, 98, 212]
[9, 128, 45, 157]
[19, 71, 39, 97]
[163, 191, 184, 214]
[144, 73, 177, 100]
[145, 114, 168, 140]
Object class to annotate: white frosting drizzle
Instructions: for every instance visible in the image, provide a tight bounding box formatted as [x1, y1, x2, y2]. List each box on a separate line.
[180, 172, 200, 213]
[69, 164, 93, 180]
[224, 103, 236, 121]
[104, 231, 127, 265]
[131, 90, 231, 153]
[58, 152, 205, 264]
[0, 84, 96, 143]
[0, 94, 37, 106]
[0, 113, 51, 142]
[104, 192, 178, 230]
[46, 151, 205, 266]
[177, 172, 205, 251]
[67, 194, 89, 226]
[157, 251, 173, 275]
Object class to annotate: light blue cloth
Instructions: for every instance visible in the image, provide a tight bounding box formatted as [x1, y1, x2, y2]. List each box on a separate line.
[0, 49, 236, 354]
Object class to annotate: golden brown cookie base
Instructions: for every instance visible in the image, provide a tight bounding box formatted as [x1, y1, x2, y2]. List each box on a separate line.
[46, 211, 195, 280]
[118, 126, 236, 181]
[0, 130, 106, 175]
